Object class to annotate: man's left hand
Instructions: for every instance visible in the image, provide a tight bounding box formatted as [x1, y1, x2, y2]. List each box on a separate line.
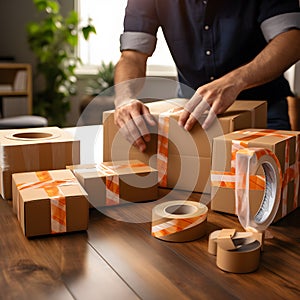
[178, 76, 242, 131]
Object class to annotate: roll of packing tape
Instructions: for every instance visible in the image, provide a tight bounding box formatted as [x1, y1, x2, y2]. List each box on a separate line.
[151, 200, 208, 242]
[235, 148, 282, 232]
[208, 229, 262, 273]
[208, 229, 254, 255]
[216, 239, 261, 273]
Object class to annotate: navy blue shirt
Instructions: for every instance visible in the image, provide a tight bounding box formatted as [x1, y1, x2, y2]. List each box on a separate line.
[120, 0, 300, 128]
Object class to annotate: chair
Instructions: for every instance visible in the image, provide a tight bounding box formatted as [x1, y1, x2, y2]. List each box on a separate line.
[0, 115, 48, 129]
[0, 62, 48, 129]
[0, 96, 48, 129]
[287, 96, 300, 131]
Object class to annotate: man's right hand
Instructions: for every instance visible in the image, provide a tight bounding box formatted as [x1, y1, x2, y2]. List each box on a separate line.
[114, 99, 156, 152]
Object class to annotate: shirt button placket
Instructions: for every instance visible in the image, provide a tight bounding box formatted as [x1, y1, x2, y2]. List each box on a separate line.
[203, 0, 215, 82]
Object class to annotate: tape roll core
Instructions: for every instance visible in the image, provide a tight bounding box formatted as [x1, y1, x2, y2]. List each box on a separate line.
[255, 161, 277, 224]
[152, 200, 208, 242]
[164, 204, 198, 216]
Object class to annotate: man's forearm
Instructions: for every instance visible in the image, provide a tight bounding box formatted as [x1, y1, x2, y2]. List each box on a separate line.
[179, 29, 300, 131]
[228, 29, 300, 92]
[114, 51, 148, 107]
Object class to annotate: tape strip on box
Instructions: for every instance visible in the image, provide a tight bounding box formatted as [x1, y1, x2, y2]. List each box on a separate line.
[72, 161, 153, 206]
[157, 107, 184, 187]
[16, 171, 78, 234]
[211, 129, 300, 217]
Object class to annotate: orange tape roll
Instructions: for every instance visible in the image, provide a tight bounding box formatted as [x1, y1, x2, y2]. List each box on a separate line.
[151, 200, 208, 242]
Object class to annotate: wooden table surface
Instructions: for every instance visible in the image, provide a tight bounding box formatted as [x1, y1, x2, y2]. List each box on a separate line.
[0, 188, 299, 300]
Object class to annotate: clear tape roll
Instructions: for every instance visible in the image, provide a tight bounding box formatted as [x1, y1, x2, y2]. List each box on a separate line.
[151, 200, 208, 242]
[235, 148, 282, 232]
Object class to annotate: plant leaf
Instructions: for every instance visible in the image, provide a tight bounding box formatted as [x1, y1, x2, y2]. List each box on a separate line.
[82, 25, 96, 40]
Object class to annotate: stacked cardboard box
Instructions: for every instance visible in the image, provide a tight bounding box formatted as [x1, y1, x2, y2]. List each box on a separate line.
[211, 129, 300, 222]
[103, 99, 267, 193]
[4, 127, 160, 238]
[0, 127, 80, 199]
[12, 169, 89, 237]
[67, 160, 158, 207]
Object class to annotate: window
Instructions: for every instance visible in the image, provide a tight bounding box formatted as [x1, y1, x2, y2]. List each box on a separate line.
[76, 0, 176, 76]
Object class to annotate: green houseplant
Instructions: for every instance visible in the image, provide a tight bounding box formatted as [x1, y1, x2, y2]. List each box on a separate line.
[27, 0, 96, 126]
[85, 61, 115, 97]
[80, 61, 115, 123]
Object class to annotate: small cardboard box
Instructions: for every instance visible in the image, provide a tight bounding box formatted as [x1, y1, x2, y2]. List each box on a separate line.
[211, 129, 300, 222]
[103, 99, 267, 193]
[67, 160, 158, 207]
[0, 126, 80, 199]
[12, 169, 89, 238]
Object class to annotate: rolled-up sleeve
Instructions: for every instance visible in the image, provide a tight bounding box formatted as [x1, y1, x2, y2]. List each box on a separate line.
[120, 32, 157, 56]
[258, 0, 300, 42]
[119, 0, 159, 55]
[261, 12, 300, 41]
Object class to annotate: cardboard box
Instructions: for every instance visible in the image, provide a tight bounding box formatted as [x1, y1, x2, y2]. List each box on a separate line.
[211, 129, 300, 222]
[0, 126, 80, 199]
[12, 169, 89, 238]
[103, 99, 267, 193]
[67, 160, 158, 207]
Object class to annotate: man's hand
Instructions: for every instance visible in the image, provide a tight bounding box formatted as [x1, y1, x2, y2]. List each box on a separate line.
[178, 76, 241, 131]
[179, 29, 300, 131]
[114, 99, 156, 152]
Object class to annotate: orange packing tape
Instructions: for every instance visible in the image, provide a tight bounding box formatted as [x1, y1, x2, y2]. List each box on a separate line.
[17, 171, 78, 234]
[73, 162, 151, 206]
[104, 162, 150, 205]
[151, 200, 208, 242]
[230, 130, 289, 173]
[157, 108, 184, 187]
[211, 129, 300, 217]
[233, 130, 299, 216]
[211, 171, 265, 190]
[105, 174, 119, 206]
[152, 215, 203, 238]
[90, 163, 120, 206]
[104, 161, 150, 205]
[157, 113, 170, 187]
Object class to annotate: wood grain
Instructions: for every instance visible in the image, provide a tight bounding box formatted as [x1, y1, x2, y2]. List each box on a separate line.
[1, 188, 299, 299]
[0, 200, 138, 300]
[89, 189, 300, 299]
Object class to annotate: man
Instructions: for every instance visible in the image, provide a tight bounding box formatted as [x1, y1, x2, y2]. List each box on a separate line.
[114, 0, 300, 152]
